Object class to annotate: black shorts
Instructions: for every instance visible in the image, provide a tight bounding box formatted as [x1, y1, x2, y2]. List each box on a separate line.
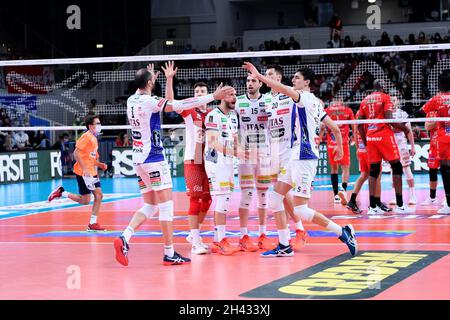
[76, 174, 101, 195]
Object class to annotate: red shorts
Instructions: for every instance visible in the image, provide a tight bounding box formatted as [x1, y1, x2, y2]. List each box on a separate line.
[357, 152, 369, 172]
[428, 139, 440, 169]
[366, 134, 400, 163]
[437, 138, 450, 161]
[328, 142, 350, 166]
[184, 162, 210, 197]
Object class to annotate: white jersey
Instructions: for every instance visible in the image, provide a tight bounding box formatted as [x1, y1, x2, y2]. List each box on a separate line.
[204, 107, 238, 165]
[392, 109, 409, 143]
[126, 92, 168, 164]
[266, 92, 296, 160]
[292, 91, 327, 160]
[235, 94, 270, 155]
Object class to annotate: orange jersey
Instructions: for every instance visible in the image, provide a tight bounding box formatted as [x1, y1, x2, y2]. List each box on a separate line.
[426, 110, 439, 140]
[355, 109, 368, 154]
[422, 93, 450, 142]
[325, 103, 354, 143]
[73, 131, 99, 176]
[359, 92, 394, 137]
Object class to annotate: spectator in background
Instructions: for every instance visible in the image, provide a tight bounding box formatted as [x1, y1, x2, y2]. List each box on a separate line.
[328, 34, 342, 48]
[33, 130, 50, 149]
[287, 36, 300, 50]
[3, 133, 15, 151]
[407, 34, 416, 45]
[115, 132, 131, 147]
[417, 32, 429, 44]
[328, 14, 343, 41]
[393, 35, 404, 46]
[343, 36, 353, 48]
[377, 32, 392, 46]
[432, 33, 443, 43]
[88, 99, 97, 115]
[355, 35, 371, 47]
[13, 130, 30, 150]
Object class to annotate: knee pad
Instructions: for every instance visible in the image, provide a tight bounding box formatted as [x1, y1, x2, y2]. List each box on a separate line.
[293, 204, 315, 222]
[215, 194, 231, 214]
[256, 189, 268, 209]
[239, 189, 253, 209]
[369, 163, 381, 179]
[188, 197, 201, 216]
[200, 193, 212, 213]
[158, 200, 174, 221]
[429, 168, 438, 182]
[391, 161, 403, 176]
[138, 203, 158, 219]
[269, 192, 285, 212]
[404, 166, 413, 180]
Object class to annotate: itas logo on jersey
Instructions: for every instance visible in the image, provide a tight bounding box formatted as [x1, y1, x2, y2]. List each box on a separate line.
[269, 117, 284, 127]
[246, 124, 265, 130]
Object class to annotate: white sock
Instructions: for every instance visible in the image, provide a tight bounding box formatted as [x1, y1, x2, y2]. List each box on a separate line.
[122, 226, 134, 243]
[191, 229, 200, 243]
[240, 227, 248, 238]
[89, 215, 97, 224]
[62, 191, 69, 198]
[164, 245, 174, 257]
[259, 225, 266, 235]
[216, 225, 226, 242]
[326, 221, 343, 237]
[278, 229, 290, 246]
[295, 220, 305, 231]
[410, 188, 416, 197]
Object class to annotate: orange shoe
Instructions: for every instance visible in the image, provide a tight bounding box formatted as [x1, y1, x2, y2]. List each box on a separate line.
[258, 233, 275, 250]
[238, 235, 259, 252]
[211, 238, 240, 255]
[290, 229, 308, 251]
[87, 223, 106, 232]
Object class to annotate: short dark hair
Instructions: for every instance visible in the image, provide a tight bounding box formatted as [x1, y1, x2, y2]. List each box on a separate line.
[296, 67, 315, 82]
[135, 68, 152, 89]
[373, 79, 386, 92]
[194, 82, 208, 89]
[439, 70, 450, 92]
[266, 64, 284, 77]
[85, 114, 99, 130]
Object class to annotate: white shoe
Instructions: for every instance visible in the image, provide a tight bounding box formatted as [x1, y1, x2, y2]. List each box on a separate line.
[421, 197, 438, 205]
[442, 199, 448, 207]
[186, 234, 208, 250]
[338, 190, 348, 205]
[388, 198, 397, 205]
[437, 205, 450, 215]
[334, 195, 341, 203]
[408, 194, 417, 205]
[394, 205, 416, 214]
[186, 234, 193, 243]
[191, 243, 208, 254]
[368, 206, 384, 215]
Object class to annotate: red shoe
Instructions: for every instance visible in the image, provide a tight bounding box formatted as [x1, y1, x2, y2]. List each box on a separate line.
[87, 223, 106, 232]
[258, 233, 275, 250]
[48, 186, 64, 202]
[290, 229, 308, 251]
[211, 238, 240, 255]
[238, 235, 259, 252]
[114, 236, 129, 266]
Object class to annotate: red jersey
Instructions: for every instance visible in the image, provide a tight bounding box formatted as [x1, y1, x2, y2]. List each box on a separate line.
[359, 92, 394, 137]
[180, 107, 212, 163]
[422, 93, 450, 142]
[355, 110, 367, 154]
[426, 110, 439, 140]
[325, 103, 355, 144]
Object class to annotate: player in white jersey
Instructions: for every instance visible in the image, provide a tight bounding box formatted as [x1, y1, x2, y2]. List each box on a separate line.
[264, 65, 308, 250]
[243, 62, 358, 257]
[387, 96, 417, 205]
[204, 86, 243, 256]
[235, 74, 273, 252]
[114, 63, 234, 266]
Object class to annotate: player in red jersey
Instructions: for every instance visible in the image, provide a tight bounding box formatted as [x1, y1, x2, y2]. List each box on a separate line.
[414, 71, 450, 214]
[357, 80, 414, 214]
[163, 62, 213, 254]
[322, 99, 357, 205]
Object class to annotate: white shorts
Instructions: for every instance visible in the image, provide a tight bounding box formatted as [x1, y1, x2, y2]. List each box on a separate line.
[238, 157, 271, 189]
[134, 161, 173, 194]
[205, 161, 234, 195]
[270, 150, 291, 183]
[394, 134, 411, 167]
[279, 159, 318, 199]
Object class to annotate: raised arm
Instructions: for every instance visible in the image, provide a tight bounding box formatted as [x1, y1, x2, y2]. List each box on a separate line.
[162, 61, 177, 101]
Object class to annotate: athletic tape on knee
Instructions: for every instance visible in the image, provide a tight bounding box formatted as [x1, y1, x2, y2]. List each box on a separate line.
[158, 200, 174, 221]
[215, 194, 231, 214]
[294, 204, 315, 222]
[239, 189, 253, 209]
[188, 197, 201, 216]
[269, 192, 284, 212]
[138, 203, 158, 219]
[404, 166, 414, 180]
[369, 163, 381, 178]
[256, 189, 268, 209]
[429, 168, 438, 182]
[200, 194, 212, 212]
[391, 161, 403, 176]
